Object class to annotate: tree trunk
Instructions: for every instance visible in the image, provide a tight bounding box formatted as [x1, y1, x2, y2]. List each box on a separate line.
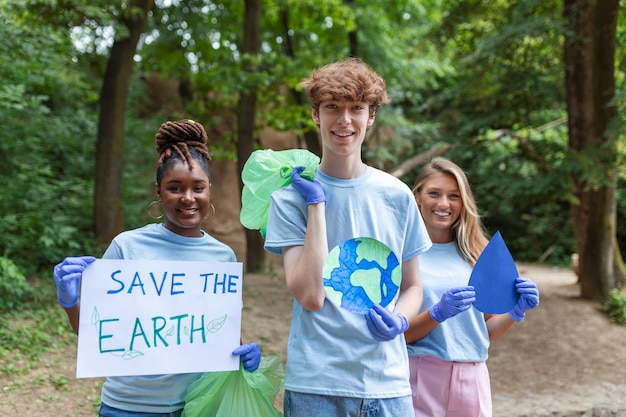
[237, 0, 265, 272]
[345, 0, 358, 57]
[613, 235, 626, 288]
[279, 7, 322, 156]
[389, 145, 454, 178]
[563, 0, 621, 300]
[94, 0, 154, 248]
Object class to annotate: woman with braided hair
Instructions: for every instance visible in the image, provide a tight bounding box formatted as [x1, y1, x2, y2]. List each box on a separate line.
[53, 119, 261, 417]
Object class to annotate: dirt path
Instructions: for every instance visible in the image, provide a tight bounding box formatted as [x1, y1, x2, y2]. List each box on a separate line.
[488, 264, 626, 416]
[1, 263, 624, 416]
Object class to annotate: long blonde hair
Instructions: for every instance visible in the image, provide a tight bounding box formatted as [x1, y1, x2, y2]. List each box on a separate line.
[413, 157, 489, 265]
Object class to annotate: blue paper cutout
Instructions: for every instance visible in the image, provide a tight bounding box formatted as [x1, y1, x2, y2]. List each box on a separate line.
[322, 238, 402, 314]
[468, 231, 519, 314]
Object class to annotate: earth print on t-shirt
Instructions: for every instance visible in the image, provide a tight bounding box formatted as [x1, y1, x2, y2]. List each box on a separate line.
[322, 237, 401, 314]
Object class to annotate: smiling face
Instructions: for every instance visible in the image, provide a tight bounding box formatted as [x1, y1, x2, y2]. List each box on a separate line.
[313, 99, 376, 159]
[415, 171, 463, 243]
[157, 160, 210, 238]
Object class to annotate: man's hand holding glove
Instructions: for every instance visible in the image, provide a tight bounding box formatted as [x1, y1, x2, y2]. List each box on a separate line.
[429, 285, 476, 323]
[232, 342, 261, 372]
[291, 166, 325, 205]
[509, 277, 540, 322]
[53, 256, 96, 308]
[365, 304, 409, 342]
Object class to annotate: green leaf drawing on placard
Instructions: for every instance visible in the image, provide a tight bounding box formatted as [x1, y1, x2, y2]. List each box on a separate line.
[107, 350, 144, 359]
[87, 306, 147, 360]
[206, 314, 227, 334]
[123, 350, 144, 360]
[91, 306, 100, 332]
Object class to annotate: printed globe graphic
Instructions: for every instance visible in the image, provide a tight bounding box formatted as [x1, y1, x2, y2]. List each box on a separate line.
[323, 237, 402, 314]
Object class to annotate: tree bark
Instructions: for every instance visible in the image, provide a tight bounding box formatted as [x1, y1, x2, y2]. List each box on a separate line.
[279, 7, 322, 156]
[613, 235, 626, 288]
[94, 0, 154, 248]
[345, 0, 358, 57]
[563, 0, 621, 300]
[237, 0, 264, 272]
[389, 145, 454, 178]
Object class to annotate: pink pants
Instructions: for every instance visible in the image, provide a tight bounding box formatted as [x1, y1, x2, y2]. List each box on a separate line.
[408, 356, 492, 417]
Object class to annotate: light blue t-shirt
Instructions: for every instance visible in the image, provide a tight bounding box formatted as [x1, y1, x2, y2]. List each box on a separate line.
[265, 167, 431, 398]
[99, 223, 237, 413]
[406, 242, 490, 362]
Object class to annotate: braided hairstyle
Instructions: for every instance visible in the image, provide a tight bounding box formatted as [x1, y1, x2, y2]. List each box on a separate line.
[155, 119, 212, 186]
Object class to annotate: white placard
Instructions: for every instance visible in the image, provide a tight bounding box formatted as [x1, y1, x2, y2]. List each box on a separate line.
[76, 259, 243, 378]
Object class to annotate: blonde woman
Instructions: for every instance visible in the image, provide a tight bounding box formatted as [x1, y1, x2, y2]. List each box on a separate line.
[405, 157, 539, 417]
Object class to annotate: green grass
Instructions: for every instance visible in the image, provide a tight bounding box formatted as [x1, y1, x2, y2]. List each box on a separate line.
[0, 278, 77, 377]
[0, 276, 103, 416]
[605, 288, 626, 324]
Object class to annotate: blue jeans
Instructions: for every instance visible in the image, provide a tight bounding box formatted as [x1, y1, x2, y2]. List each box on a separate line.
[99, 403, 183, 417]
[283, 390, 414, 417]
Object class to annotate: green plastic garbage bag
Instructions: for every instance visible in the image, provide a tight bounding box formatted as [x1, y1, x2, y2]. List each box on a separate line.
[240, 149, 320, 237]
[182, 356, 285, 417]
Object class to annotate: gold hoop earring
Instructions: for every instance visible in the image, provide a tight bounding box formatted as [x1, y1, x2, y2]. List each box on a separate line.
[148, 200, 164, 220]
[205, 203, 216, 222]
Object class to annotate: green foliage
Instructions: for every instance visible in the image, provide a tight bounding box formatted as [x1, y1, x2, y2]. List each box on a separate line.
[0, 277, 76, 376]
[0, 0, 623, 277]
[0, 257, 33, 311]
[0, 106, 99, 274]
[614, 87, 626, 259]
[0, 2, 100, 274]
[121, 113, 165, 231]
[364, 107, 441, 171]
[431, 121, 577, 265]
[397, 0, 581, 265]
[605, 288, 626, 324]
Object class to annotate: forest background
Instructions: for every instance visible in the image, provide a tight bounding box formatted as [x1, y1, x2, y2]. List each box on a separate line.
[0, 0, 625, 412]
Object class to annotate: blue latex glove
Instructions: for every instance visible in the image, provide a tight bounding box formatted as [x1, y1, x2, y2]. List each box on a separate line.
[509, 277, 540, 322]
[429, 285, 476, 323]
[53, 256, 96, 308]
[232, 342, 261, 372]
[365, 304, 409, 342]
[291, 166, 326, 205]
